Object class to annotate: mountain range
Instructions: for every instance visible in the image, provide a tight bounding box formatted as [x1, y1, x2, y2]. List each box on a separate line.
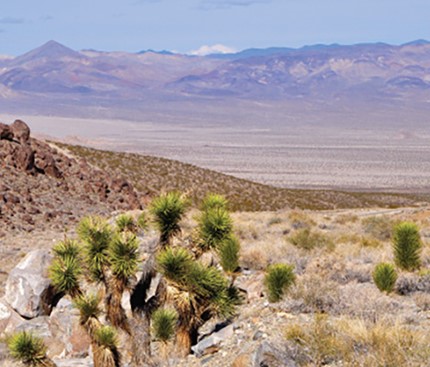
[1, 40, 430, 121]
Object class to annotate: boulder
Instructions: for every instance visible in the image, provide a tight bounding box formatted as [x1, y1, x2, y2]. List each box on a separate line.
[252, 341, 297, 367]
[191, 324, 234, 357]
[5, 250, 56, 319]
[15, 144, 35, 172]
[10, 120, 30, 143]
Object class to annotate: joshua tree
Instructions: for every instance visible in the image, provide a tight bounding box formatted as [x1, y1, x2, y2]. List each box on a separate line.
[93, 326, 121, 367]
[7, 331, 57, 367]
[197, 205, 233, 252]
[157, 246, 240, 356]
[150, 191, 188, 247]
[264, 263, 296, 302]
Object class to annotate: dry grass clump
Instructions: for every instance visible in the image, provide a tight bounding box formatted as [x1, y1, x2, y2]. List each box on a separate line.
[362, 215, 396, 241]
[288, 228, 334, 251]
[288, 210, 315, 229]
[285, 315, 430, 366]
[360, 236, 383, 248]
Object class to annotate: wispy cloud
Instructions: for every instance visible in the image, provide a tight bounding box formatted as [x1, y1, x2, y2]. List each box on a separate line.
[188, 44, 236, 56]
[0, 17, 25, 24]
[200, 0, 271, 9]
[40, 15, 54, 22]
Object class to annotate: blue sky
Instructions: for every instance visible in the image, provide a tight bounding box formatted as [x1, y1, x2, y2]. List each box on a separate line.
[1, 0, 429, 55]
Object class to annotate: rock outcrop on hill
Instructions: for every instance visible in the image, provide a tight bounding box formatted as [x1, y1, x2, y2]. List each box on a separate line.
[0, 119, 142, 233]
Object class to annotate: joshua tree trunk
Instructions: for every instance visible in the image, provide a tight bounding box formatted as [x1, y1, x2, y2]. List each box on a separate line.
[130, 312, 153, 366]
[176, 324, 199, 357]
[106, 278, 130, 334]
[41, 357, 57, 367]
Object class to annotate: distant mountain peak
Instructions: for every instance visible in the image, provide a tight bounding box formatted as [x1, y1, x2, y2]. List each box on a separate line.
[13, 40, 82, 65]
[402, 39, 430, 46]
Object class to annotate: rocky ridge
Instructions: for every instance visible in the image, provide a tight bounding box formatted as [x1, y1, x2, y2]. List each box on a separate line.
[0, 119, 141, 235]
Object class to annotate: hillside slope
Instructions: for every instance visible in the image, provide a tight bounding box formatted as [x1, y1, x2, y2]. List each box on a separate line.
[56, 143, 427, 212]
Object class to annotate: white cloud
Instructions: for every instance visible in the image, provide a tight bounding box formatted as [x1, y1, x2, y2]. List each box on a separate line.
[188, 44, 236, 56]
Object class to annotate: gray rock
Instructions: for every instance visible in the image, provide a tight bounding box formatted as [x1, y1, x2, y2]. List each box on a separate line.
[191, 324, 234, 357]
[252, 341, 297, 367]
[53, 357, 93, 367]
[0, 299, 24, 338]
[5, 250, 55, 319]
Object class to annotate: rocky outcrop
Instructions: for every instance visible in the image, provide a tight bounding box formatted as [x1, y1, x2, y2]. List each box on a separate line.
[0, 119, 142, 232]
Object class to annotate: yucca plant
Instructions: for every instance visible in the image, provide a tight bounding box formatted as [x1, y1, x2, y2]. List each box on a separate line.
[373, 263, 398, 293]
[150, 192, 188, 247]
[157, 247, 194, 285]
[218, 235, 241, 277]
[106, 232, 140, 333]
[52, 239, 81, 259]
[201, 193, 229, 211]
[49, 255, 82, 298]
[7, 331, 56, 367]
[115, 213, 137, 233]
[73, 293, 103, 338]
[264, 263, 296, 302]
[197, 207, 233, 251]
[93, 326, 121, 367]
[152, 308, 178, 361]
[393, 222, 422, 271]
[78, 216, 113, 282]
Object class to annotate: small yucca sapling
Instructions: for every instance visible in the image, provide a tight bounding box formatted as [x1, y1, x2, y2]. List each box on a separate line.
[152, 308, 178, 362]
[373, 263, 398, 294]
[218, 235, 241, 280]
[7, 331, 56, 367]
[393, 222, 422, 271]
[264, 263, 296, 303]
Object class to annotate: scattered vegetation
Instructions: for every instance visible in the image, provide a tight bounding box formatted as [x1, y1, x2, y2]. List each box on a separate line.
[362, 215, 395, 241]
[288, 228, 334, 251]
[54, 142, 425, 211]
[372, 262, 398, 293]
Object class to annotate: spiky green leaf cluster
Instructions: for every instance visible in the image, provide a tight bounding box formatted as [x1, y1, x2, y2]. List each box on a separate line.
[7, 331, 47, 366]
[94, 326, 119, 349]
[74, 293, 102, 324]
[49, 255, 82, 296]
[198, 207, 233, 251]
[150, 192, 188, 245]
[201, 193, 229, 212]
[264, 263, 296, 303]
[78, 216, 113, 281]
[218, 235, 240, 274]
[152, 308, 178, 343]
[393, 222, 422, 271]
[108, 232, 139, 281]
[373, 263, 398, 293]
[115, 214, 137, 233]
[157, 247, 194, 285]
[52, 239, 81, 259]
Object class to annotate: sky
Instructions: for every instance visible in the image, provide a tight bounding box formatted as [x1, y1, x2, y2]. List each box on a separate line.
[1, 0, 429, 56]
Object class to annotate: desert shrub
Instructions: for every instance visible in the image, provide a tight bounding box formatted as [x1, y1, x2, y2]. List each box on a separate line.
[240, 247, 268, 270]
[360, 236, 382, 248]
[393, 222, 422, 271]
[334, 213, 358, 225]
[264, 263, 296, 302]
[288, 210, 315, 229]
[288, 228, 334, 251]
[372, 263, 397, 293]
[362, 216, 395, 241]
[7, 331, 50, 367]
[267, 217, 283, 226]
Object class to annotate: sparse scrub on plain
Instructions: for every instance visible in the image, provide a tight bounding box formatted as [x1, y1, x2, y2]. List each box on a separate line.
[362, 215, 395, 241]
[288, 228, 334, 251]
